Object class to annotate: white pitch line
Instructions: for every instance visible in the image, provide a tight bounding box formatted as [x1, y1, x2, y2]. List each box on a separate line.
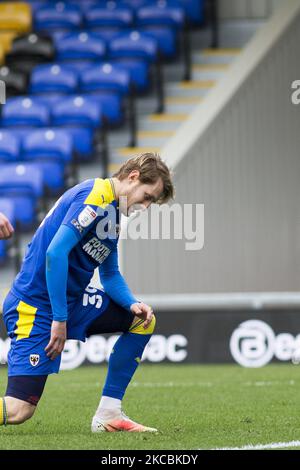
[209, 440, 300, 450]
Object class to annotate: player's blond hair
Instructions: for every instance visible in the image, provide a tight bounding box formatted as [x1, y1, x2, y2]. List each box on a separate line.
[113, 152, 174, 204]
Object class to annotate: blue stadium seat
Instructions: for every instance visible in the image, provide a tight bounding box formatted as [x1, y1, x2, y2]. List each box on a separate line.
[136, 1, 185, 29]
[2, 97, 50, 128]
[136, 1, 185, 58]
[34, 2, 83, 32]
[84, 2, 134, 30]
[0, 198, 15, 264]
[51, 95, 103, 128]
[0, 163, 44, 229]
[80, 63, 131, 98]
[24, 1, 47, 13]
[109, 30, 163, 113]
[0, 130, 20, 162]
[60, 60, 96, 74]
[30, 63, 79, 94]
[138, 26, 176, 59]
[178, 0, 205, 25]
[121, 0, 148, 11]
[125, 0, 205, 25]
[85, 92, 123, 128]
[22, 129, 73, 194]
[77, 1, 99, 14]
[79, 63, 136, 145]
[136, 1, 191, 78]
[33, 94, 65, 107]
[55, 32, 106, 61]
[109, 30, 158, 63]
[51, 95, 106, 162]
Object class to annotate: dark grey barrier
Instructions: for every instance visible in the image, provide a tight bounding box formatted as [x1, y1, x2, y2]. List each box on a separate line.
[1, 310, 300, 368]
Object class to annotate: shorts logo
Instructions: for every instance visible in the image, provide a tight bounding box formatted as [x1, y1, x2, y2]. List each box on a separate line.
[30, 354, 40, 367]
[78, 205, 97, 228]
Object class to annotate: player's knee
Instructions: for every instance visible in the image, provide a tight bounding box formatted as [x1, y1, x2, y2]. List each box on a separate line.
[4, 396, 36, 424]
[130, 314, 156, 335]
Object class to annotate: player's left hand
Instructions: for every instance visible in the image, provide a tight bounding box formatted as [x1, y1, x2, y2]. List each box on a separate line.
[45, 321, 67, 360]
[130, 302, 154, 329]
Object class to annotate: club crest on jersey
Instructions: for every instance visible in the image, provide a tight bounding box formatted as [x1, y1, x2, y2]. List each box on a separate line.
[78, 205, 97, 228]
[30, 354, 40, 367]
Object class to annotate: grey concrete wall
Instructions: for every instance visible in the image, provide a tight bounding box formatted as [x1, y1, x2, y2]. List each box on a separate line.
[121, 0, 300, 295]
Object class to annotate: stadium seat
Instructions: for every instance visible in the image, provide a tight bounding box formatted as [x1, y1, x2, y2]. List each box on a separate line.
[84, 2, 134, 31]
[0, 66, 28, 97]
[178, 0, 205, 25]
[51, 95, 108, 167]
[0, 44, 4, 66]
[1, 96, 50, 127]
[76, 0, 99, 14]
[22, 129, 73, 194]
[5, 33, 55, 75]
[121, 0, 148, 11]
[136, 1, 185, 28]
[24, 1, 48, 13]
[109, 30, 164, 113]
[136, 1, 184, 56]
[80, 62, 131, 99]
[0, 32, 17, 54]
[0, 197, 16, 265]
[33, 93, 64, 107]
[138, 26, 177, 59]
[0, 2, 32, 34]
[109, 30, 158, 62]
[79, 63, 136, 146]
[136, 1, 191, 79]
[0, 163, 44, 229]
[33, 2, 82, 32]
[51, 94, 103, 129]
[112, 58, 150, 94]
[54, 31, 106, 62]
[0, 130, 20, 162]
[30, 63, 79, 94]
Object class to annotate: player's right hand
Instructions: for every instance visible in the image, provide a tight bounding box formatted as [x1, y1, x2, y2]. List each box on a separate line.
[0, 212, 14, 240]
[130, 302, 154, 329]
[45, 321, 67, 360]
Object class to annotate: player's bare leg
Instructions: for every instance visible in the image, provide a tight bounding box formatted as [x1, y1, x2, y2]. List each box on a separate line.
[0, 396, 36, 425]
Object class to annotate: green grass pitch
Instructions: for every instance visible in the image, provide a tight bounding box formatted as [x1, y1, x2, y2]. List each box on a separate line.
[0, 363, 300, 450]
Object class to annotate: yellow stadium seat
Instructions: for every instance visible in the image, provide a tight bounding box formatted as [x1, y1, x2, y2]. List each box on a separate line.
[0, 44, 4, 65]
[0, 3, 31, 33]
[0, 32, 17, 54]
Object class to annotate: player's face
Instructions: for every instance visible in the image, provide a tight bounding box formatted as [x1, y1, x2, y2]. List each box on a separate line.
[121, 173, 164, 216]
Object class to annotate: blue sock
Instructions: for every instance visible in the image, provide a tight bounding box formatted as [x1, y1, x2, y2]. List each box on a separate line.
[102, 332, 152, 400]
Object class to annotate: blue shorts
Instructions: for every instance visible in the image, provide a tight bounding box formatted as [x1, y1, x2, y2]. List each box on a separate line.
[2, 287, 134, 377]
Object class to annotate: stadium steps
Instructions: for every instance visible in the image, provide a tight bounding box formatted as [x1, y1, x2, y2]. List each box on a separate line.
[108, 47, 241, 175]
